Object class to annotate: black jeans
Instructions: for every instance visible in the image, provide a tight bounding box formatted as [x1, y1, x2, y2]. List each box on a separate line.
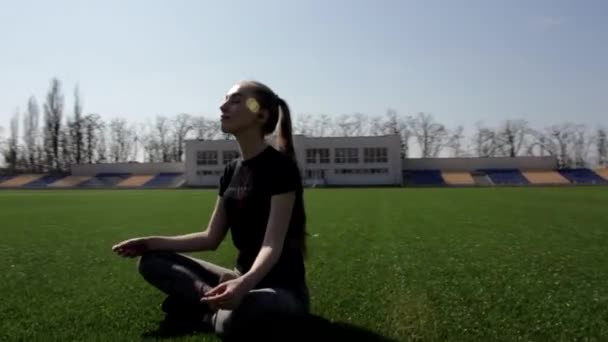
[137, 251, 309, 337]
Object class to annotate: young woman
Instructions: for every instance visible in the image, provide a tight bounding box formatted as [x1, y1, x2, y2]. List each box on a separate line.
[112, 80, 309, 338]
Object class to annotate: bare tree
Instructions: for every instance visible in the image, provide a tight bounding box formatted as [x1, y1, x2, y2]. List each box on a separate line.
[369, 115, 386, 136]
[531, 123, 577, 168]
[95, 122, 108, 163]
[142, 116, 181, 163]
[524, 129, 542, 157]
[410, 112, 447, 157]
[154, 116, 173, 162]
[382, 109, 411, 158]
[472, 123, 499, 157]
[130, 123, 144, 162]
[108, 118, 135, 163]
[496, 119, 529, 157]
[23, 96, 40, 172]
[43, 78, 64, 171]
[311, 114, 332, 137]
[60, 88, 87, 170]
[527, 128, 559, 158]
[192, 116, 207, 140]
[571, 124, 593, 167]
[72, 86, 84, 165]
[0, 125, 4, 167]
[548, 124, 575, 168]
[82, 114, 104, 163]
[351, 113, 368, 136]
[128, 122, 139, 162]
[447, 125, 465, 157]
[4, 110, 20, 172]
[59, 124, 72, 171]
[335, 114, 358, 137]
[596, 127, 607, 167]
[293, 113, 314, 136]
[141, 125, 162, 162]
[172, 113, 192, 162]
[192, 116, 224, 140]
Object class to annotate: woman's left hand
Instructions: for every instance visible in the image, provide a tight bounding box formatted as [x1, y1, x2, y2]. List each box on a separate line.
[200, 277, 252, 311]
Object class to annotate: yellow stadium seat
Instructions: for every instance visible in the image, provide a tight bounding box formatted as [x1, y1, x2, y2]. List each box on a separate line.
[116, 175, 156, 187]
[0, 174, 44, 187]
[522, 171, 569, 184]
[442, 172, 475, 185]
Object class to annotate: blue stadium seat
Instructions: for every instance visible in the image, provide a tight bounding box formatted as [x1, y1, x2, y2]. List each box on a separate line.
[0, 175, 16, 184]
[478, 169, 529, 185]
[22, 174, 69, 188]
[558, 168, 608, 185]
[78, 173, 131, 187]
[404, 170, 445, 185]
[143, 173, 184, 188]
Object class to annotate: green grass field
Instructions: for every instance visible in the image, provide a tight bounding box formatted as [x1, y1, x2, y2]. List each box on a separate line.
[1, 188, 607, 341]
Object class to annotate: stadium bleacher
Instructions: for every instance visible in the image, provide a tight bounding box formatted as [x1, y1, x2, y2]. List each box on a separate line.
[479, 169, 530, 185]
[143, 173, 185, 188]
[522, 171, 570, 185]
[0, 175, 16, 184]
[78, 173, 131, 188]
[558, 168, 608, 185]
[1, 167, 607, 189]
[470, 171, 493, 186]
[0, 174, 45, 187]
[594, 168, 608, 181]
[117, 175, 156, 187]
[49, 176, 92, 187]
[441, 172, 475, 185]
[22, 174, 69, 188]
[403, 170, 445, 186]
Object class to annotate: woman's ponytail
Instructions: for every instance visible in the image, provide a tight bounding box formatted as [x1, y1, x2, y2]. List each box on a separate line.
[276, 97, 296, 161]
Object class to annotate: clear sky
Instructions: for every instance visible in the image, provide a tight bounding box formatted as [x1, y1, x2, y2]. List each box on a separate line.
[0, 0, 606, 136]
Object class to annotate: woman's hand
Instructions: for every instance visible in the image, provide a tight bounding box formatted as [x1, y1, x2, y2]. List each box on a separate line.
[200, 276, 253, 311]
[112, 237, 150, 257]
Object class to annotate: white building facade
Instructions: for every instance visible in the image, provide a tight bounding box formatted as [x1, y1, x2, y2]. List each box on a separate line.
[184, 134, 403, 187]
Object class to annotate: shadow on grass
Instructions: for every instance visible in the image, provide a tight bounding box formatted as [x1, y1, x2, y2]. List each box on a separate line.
[140, 315, 212, 339]
[141, 313, 397, 341]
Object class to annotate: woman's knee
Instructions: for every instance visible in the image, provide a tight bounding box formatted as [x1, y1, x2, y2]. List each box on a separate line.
[136, 251, 174, 278]
[215, 288, 306, 336]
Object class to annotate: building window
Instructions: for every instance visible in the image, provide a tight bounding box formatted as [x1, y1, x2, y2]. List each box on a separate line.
[306, 149, 330, 164]
[305, 169, 326, 179]
[196, 170, 222, 176]
[319, 149, 330, 163]
[335, 148, 358, 163]
[334, 168, 388, 175]
[222, 150, 240, 164]
[306, 149, 315, 164]
[364, 148, 388, 163]
[196, 151, 218, 165]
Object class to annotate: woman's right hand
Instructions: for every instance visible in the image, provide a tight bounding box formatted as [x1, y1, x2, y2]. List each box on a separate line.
[112, 237, 150, 257]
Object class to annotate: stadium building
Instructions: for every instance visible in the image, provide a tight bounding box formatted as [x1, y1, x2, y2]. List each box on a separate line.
[184, 134, 403, 187]
[1, 133, 607, 189]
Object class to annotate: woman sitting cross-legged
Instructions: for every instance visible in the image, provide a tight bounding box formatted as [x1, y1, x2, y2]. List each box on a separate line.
[112, 80, 310, 339]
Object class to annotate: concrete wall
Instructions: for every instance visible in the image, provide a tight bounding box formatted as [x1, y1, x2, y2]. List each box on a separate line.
[71, 162, 184, 176]
[402, 156, 558, 171]
[297, 134, 402, 186]
[184, 134, 403, 187]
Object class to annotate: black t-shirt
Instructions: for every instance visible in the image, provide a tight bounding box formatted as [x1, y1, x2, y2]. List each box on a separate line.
[219, 145, 307, 298]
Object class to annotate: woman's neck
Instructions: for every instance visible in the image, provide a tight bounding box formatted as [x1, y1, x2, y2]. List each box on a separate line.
[235, 129, 269, 161]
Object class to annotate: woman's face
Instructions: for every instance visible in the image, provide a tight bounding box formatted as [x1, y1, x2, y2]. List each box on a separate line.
[219, 84, 263, 135]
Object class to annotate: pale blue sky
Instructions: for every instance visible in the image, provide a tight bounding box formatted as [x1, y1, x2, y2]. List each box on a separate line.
[0, 0, 606, 135]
